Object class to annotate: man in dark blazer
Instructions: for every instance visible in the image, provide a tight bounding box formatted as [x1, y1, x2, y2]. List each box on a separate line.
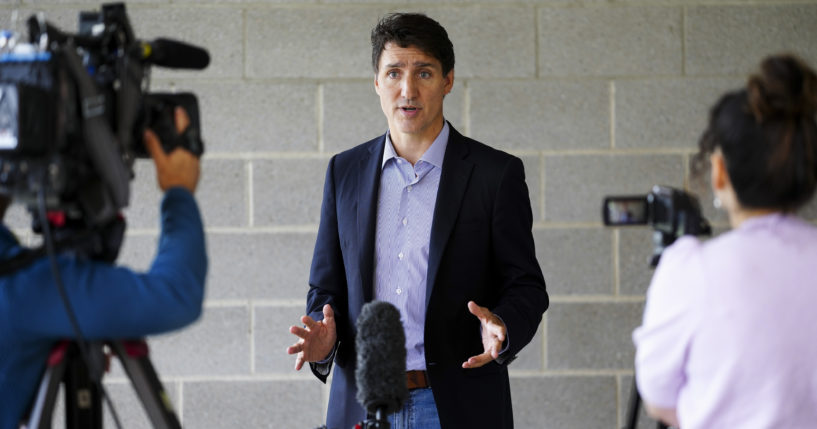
[287, 13, 548, 429]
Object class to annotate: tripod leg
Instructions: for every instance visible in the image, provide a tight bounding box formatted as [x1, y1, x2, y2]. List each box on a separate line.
[624, 377, 641, 429]
[110, 340, 181, 429]
[25, 342, 104, 429]
[26, 343, 70, 429]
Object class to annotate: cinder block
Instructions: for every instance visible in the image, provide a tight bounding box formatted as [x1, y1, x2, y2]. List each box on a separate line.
[253, 158, 328, 226]
[534, 228, 613, 295]
[470, 80, 609, 151]
[323, 82, 387, 154]
[618, 228, 655, 296]
[117, 234, 157, 272]
[146, 306, 251, 376]
[127, 6, 243, 79]
[322, 81, 466, 154]
[511, 375, 617, 429]
[544, 154, 685, 223]
[686, 5, 817, 76]
[520, 155, 542, 222]
[432, 6, 536, 78]
[538, 6, 682, 76]
[125, 158, 247, 229]
[124, 159, 166, 229]
[547, 302, 643, 370]
[181, 380, 325, 428]
[103, 381, 179, 429]
[616, 78, 741, 149]
[205, 232, 315, 300]
[196, 159, 248, 228]
[246, 8, 384, 78]
[254, 305, 315, 374]
[151, 80, 318, 153]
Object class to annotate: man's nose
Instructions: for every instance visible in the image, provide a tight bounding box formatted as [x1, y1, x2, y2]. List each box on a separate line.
[401, 76, 418, 100]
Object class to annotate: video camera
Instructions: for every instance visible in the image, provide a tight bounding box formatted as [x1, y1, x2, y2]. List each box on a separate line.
[0, 2, 207, 256]
[602, 185, 711, 266]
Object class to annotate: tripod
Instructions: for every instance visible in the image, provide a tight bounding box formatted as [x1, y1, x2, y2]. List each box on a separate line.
[25, 339, 181, 429]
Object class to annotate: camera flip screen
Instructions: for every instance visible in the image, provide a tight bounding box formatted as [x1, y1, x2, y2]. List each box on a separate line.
[603, 196, 648, 226]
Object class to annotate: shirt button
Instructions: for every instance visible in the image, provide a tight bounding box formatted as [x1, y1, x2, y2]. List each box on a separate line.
[407, 185, 413, 192]
[398, 252, 404, 260]
[396, 288, 402, 295]
[402, 218, 407, 226]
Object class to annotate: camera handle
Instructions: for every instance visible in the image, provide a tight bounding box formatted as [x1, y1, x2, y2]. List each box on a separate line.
[24, 339, 182, 429]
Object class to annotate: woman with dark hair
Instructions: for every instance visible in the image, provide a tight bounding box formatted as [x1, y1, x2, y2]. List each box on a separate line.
[633, 54, 817, 428]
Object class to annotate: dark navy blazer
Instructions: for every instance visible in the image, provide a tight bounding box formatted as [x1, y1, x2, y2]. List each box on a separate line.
[307, 125, 548, 429]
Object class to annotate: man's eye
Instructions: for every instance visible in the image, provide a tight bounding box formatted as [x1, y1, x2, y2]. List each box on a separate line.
[419, 71, 431, 78]
[387, 71, 399, 78]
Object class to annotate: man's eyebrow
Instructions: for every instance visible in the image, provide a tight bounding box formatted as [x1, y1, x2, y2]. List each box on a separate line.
[384, 61, 436, 69]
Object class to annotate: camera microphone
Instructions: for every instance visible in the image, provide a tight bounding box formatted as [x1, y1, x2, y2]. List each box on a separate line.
[136, 38, 210, 70]
[355, 301, 408, 422]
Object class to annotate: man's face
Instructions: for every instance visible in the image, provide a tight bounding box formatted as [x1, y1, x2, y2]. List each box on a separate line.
[374, 42, 453, 143]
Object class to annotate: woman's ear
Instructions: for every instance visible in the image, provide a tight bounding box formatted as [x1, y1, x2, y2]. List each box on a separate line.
[710, 150, 730, 192]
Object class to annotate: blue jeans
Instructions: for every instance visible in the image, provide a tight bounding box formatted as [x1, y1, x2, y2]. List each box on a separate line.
[388, 388, 442, 429]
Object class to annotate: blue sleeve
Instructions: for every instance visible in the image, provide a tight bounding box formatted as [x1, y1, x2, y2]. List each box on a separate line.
[7, 187, 207, 341]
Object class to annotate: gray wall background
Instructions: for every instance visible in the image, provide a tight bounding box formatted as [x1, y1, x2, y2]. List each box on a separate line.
[3, 0, 817, 427]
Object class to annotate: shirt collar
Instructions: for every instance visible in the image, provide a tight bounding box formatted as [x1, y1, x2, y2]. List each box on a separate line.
[381, 121, 450, 170]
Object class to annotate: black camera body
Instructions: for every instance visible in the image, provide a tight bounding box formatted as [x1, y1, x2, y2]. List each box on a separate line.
[602, 185, 711, 266]
[0, 2, 206, 235]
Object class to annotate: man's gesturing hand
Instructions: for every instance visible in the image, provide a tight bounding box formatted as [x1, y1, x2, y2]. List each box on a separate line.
[462, 301, 507, 369]
[287, 304, 338, 371]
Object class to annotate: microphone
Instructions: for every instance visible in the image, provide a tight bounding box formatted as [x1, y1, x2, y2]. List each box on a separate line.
[355, 301, 408, 423]
[135, 38, 210, 70]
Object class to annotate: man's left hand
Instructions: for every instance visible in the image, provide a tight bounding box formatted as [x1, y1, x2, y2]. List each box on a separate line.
[462, 300, 507, 369]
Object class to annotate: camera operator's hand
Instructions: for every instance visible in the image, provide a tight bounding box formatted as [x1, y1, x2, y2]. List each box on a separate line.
[144, 106, 200, 193]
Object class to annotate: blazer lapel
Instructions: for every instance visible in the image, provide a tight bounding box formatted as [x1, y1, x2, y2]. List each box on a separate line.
[358, 135, 386, 303]
[426, 127, 473, 306]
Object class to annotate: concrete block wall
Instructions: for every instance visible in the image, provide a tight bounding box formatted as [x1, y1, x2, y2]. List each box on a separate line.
[3, 0, 816, 427]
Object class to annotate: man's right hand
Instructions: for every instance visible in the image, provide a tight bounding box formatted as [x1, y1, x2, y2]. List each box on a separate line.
[287, 304, 337, 371]
[144, 106, 201, 193]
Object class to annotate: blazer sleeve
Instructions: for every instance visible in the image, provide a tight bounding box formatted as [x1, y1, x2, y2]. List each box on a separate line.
[490, 157, 549, 361]
[307, 155, 348, 382]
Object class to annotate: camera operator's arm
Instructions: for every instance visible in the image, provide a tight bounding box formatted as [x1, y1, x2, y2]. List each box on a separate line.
[7, 107, 207, 340]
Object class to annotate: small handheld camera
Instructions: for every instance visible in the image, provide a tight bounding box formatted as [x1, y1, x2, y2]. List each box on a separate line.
[602, 185, 711, 266]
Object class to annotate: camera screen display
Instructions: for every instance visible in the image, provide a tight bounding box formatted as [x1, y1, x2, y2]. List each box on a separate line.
[603, 196, 648, 226]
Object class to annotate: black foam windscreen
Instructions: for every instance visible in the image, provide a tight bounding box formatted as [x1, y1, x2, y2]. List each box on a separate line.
[355, 301, 408, 415]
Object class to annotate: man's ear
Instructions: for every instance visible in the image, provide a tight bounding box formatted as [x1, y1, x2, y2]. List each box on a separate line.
[443, 69, 454, 95]
[374, 74, 381, 95]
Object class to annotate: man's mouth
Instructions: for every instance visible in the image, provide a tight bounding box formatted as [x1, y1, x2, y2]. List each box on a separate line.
[400, 106, 419, 112]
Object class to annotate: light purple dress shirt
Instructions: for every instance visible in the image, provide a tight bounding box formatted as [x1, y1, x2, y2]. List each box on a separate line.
[633, 213, 817, 428]
[374, 122, 449, 372]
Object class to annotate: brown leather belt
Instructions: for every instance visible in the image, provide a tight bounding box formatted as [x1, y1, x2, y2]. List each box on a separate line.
[406, 370, 429, 390]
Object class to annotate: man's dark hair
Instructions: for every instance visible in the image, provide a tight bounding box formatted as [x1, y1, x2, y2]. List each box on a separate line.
[371, 13, 455, 76]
